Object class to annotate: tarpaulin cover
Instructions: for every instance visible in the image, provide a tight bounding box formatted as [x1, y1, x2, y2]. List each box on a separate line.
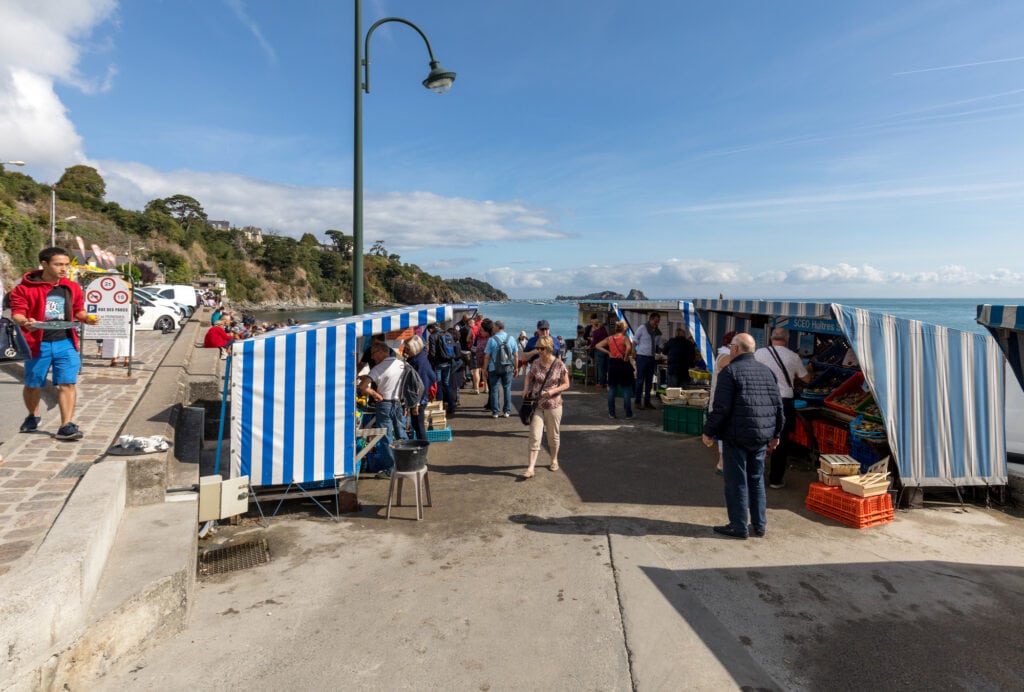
[977, 305, 1024, 391]
[692, 299, 1007, 487]
[230, 304, 456, 486]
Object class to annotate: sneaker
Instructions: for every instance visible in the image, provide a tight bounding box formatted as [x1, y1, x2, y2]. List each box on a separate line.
[609, 414, 617, 419]
[492, 413, 499, 418]
[55, 422, 84, 441]
[749, 525, 766, 538]
[769, 482, 785, 489]
[375, 469, 392, 480]
[20, 415, 41, 433]
[502, 412, 510, 418]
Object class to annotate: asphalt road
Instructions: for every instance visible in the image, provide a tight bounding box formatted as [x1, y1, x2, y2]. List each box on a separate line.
[94, 383, 1024, 691]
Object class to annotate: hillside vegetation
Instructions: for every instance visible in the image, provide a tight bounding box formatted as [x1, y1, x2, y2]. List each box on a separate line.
[0, 164, 506, 306]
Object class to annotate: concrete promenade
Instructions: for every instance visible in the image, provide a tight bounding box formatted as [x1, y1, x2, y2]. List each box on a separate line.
[0, 332, 177, 576]
[95, 382, 1024, 690]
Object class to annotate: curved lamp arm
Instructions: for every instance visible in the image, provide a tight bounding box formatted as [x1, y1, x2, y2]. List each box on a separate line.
[363, 17, 455, 93]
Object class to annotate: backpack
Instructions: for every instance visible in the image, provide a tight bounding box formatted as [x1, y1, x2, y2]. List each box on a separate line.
[439, 331, 457, 361]
[399, 362, 425, 411]
[492, 334, 514, 373]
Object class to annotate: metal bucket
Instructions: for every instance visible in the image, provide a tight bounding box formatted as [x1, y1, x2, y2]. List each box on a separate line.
[392, 439, 430, 472]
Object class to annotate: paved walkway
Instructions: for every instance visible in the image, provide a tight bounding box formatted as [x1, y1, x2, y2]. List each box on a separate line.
[0, 332, 177, 577]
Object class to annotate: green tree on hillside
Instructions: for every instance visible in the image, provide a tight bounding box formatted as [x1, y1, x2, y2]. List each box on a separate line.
[57, 165, 106, 202]
[324, 229, 352, 259]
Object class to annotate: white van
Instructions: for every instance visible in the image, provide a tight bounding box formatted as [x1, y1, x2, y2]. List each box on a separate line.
[147, 284, 199, 311]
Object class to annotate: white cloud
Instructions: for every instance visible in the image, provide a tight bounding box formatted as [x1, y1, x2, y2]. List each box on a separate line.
[0, 0, 117, 178]
[480, 259, 1024, 298]
[100, 161, 566, 249]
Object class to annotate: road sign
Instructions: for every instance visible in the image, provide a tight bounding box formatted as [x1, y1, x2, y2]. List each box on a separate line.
[83, 274, 133, 340]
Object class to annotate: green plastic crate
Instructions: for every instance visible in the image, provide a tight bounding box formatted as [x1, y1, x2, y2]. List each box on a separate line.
[662, 405, 706, 435]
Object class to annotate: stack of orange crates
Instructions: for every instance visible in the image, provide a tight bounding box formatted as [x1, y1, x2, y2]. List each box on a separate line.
[804, 482, 894, 528]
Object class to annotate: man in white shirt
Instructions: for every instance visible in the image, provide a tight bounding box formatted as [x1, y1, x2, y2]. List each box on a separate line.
[633, 312, 663, 410]
[358, 341, 407, 478]
[754, 328, 813, 488]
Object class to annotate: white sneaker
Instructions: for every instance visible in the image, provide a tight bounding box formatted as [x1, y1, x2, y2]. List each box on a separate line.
[502, 412, 510, 418]
[769, 483, 785, 489]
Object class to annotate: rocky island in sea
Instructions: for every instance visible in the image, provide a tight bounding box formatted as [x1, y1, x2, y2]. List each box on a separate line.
[555, 288, 648, 301]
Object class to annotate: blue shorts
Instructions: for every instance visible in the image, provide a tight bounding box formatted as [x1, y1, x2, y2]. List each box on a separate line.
[24, 339, 81, 388]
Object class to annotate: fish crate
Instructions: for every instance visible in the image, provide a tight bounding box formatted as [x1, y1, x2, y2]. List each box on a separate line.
[662, 405, 706, 435]
[424, 401, 445, 414]
[824, 372, 869, 416]
[425, 426, 452, 443]
[801, 367, 853, 401]
[850, 435, 888, 472]
[812, 419, 850, 454]
[804, 482, 894, 529]
[855, 394, 883, 423]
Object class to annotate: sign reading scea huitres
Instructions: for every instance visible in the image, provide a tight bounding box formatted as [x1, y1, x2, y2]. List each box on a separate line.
[82, 275, 133, 340]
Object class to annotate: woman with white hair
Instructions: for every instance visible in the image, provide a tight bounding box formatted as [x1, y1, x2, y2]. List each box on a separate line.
[404, 334, 438, 441]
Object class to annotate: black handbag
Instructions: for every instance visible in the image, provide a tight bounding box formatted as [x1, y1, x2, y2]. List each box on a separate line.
[518, 395, 537, 425]
[519, 362, 555, 426]
[1, 317, 31, 361]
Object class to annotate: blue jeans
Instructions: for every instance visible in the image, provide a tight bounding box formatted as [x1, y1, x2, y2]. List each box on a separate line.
[594, 351, 609, 386]
[435, 363, 456, 413]
[375, 400, 407, 473]
[487, 369, 513, 414]
[722, 442, 767, 535]
[410, 398, 428, 440]
[635, 354, 656, 404]
[607, 385, 633, 417]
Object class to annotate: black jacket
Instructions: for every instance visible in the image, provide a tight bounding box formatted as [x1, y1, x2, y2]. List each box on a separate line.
[703, 353, 784, 450]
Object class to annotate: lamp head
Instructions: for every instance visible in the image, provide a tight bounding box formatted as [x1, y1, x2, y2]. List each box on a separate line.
[423, 61, 456, 94]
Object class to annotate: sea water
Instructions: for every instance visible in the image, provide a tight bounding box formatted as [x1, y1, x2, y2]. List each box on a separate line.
[253, 297, 1021, 338]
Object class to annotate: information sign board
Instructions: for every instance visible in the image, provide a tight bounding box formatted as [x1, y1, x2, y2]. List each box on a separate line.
[82, 274, 133, 340]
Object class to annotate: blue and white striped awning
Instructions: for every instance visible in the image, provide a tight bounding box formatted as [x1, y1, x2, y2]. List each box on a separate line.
[610, 301, 714, 371]
[690, 299, 1007, 486]
[977, 305, 1024, 391]
[837, 305, 1005, 486]
[229, 304, 460, 487]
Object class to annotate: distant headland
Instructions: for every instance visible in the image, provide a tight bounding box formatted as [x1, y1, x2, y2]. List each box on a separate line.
[554, 288, 648, 301]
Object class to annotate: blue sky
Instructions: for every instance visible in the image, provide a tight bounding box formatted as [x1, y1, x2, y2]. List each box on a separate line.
[2, 1, 1024, 299]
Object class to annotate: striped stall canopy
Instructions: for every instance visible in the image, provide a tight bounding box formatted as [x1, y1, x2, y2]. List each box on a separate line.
[693, 299, 836, 351]
[835, 305, 1006, 486]
[230, 304, 457, 487]
[610, 301, 713, 369]
[977, 305, 1024, 391]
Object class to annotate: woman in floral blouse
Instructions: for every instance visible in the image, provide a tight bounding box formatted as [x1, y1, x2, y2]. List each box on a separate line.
[520, 335, 570, 479]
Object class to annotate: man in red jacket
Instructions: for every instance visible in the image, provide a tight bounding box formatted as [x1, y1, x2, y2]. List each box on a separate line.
[9, 247, 98, 441]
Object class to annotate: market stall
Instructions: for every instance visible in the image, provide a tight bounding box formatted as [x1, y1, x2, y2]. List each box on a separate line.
[572, 300, 714, 385]
[229, 304, 473, 488]
[977, 305, 1024, 390]
[691, 299, 1007, 488]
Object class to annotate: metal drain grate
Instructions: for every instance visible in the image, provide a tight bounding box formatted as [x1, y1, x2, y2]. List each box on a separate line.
[56, 462, 92, 478]
[198, 538, 270, 577]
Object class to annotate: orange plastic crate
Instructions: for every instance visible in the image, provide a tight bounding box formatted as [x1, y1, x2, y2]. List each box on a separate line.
[790, 418, 812, 448]
[804, 482, 894, 528]
[805, 501, 894, 528]
[813, 420, 850, 454]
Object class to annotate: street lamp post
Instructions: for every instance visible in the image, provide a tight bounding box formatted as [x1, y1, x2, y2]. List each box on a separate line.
[353, 1, 456, 315]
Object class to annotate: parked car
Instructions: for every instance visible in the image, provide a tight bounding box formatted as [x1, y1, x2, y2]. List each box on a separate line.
[135, 287, 191, 319]
[134, 295, 180, 332]
[146, 284, 199, 313]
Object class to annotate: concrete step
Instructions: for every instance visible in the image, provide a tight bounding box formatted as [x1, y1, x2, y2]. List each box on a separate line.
[38, 499, 197, 689]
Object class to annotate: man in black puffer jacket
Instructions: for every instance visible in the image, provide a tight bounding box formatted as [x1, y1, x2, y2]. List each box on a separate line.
[702, 333, 784, 539]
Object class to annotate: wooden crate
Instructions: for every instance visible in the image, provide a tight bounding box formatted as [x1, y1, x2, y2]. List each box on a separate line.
[819, 454, 860, 476]
[839, 473, 891, 497]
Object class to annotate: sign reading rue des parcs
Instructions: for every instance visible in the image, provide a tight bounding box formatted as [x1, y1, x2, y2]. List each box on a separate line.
[82, 274, 133, 340]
